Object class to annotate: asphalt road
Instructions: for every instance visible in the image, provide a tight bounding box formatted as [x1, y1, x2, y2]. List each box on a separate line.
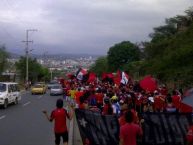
[0, 90, 81, 145]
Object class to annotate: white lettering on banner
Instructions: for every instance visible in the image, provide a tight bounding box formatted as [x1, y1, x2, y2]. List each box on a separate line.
[143, 113, 192, 145]
[150, 114, 165, 144]
[93, 114, 108, 145]
[104, 116, 119, 144]
[160, 114, 172, 143]
[168, 116, 184, 145]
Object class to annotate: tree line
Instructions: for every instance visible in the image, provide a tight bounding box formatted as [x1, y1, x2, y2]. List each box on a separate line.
[0, 47, 50, 83]
[90, 7, 193, 89]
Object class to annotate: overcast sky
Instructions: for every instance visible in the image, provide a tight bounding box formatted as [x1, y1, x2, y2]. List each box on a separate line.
[0, 0, 192, 55]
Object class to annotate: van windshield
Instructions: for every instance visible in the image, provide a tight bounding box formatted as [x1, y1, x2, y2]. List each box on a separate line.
[0, 84, 6, 92]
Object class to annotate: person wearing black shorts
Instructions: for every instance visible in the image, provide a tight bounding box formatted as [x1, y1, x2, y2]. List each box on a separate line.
[55, 131, 68, 145]
[43, 99, 73, 145]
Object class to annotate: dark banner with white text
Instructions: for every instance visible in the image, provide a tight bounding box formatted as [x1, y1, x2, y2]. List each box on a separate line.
[142, 113, 192, 145]
[75, 109, 193, 145]
[75, 109, 119, 145]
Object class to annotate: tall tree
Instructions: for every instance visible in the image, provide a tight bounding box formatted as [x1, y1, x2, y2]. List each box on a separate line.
[15, 57, 49, 82]
[89, 56, 108, 76]
[107, 41, 140, 71]
[0, 45, 9, 74]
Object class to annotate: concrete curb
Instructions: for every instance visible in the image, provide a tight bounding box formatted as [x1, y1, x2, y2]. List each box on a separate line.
[68, 117, 74, 145]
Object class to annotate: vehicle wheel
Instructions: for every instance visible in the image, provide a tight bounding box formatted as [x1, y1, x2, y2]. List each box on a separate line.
[3, 99, 8, 109]
[14, 98, 18, 105]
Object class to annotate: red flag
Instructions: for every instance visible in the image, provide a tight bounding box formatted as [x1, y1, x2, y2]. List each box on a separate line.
[139, 75, 157, 93]
[180, 103, 193, 113]
[102, 73, 108, 80]
[66, 73, 74, 79]
[102, 72, 114, 80]
[114, 70, 121, 86]
[87, 72, 96, 83]
[107, 73, 114, 79]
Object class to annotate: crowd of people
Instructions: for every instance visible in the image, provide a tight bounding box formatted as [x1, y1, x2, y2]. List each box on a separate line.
[64, 77, 192, 144]
[44, 77, 193, 145]
[65, 79, 185, 115]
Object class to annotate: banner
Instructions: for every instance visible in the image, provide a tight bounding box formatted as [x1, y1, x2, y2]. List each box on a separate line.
[75, 109, 119, 145]
[141, 113, 193, 145]
[75, 110, 192, 145]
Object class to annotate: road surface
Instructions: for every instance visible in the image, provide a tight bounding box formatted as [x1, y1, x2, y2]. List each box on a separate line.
[0, 91, 82, 145]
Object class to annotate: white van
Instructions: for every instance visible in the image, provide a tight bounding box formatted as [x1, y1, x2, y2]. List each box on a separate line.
[0, 82, 21, 108]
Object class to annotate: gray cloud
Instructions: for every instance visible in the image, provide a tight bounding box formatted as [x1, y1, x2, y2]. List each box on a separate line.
[0, 0, 192, 55]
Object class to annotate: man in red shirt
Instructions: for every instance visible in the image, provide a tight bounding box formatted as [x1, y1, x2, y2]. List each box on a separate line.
[43, 99, 73, 145]
[119, 110, 143, 145]
[172, 90, 181, 109]
[154, 94, 166, 112]
[75, 88, 84, 107]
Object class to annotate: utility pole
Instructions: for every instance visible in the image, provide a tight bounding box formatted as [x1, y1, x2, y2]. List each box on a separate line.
[22, 29, 37, 83]
[50, 69, 53, 81]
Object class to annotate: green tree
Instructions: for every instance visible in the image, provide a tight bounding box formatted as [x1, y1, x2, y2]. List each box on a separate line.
[15, 57, 49, 83]
[89, 56, 108, 76]
[140, 7, 193, 88]
[0, 45, 9, 74]
[107, 41, 140, 71]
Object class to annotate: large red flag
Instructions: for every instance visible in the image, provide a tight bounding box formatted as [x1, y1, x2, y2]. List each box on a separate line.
[180, 103, 193, 113]
[87, 72, 96, 83]
[139, 75, 157, 92]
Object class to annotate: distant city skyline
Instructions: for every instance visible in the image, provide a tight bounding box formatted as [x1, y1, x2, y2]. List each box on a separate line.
[9, 52, 103, 59]
[0, 0, 192, 55]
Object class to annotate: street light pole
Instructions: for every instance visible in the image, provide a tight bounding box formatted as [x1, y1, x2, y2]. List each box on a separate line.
[22, 29, 37, 83]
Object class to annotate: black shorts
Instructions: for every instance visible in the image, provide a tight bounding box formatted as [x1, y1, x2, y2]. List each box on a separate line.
[55, 131, 68, 145]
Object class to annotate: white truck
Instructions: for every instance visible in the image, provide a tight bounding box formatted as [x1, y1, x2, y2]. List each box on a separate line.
[0, 82, 21, 108]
